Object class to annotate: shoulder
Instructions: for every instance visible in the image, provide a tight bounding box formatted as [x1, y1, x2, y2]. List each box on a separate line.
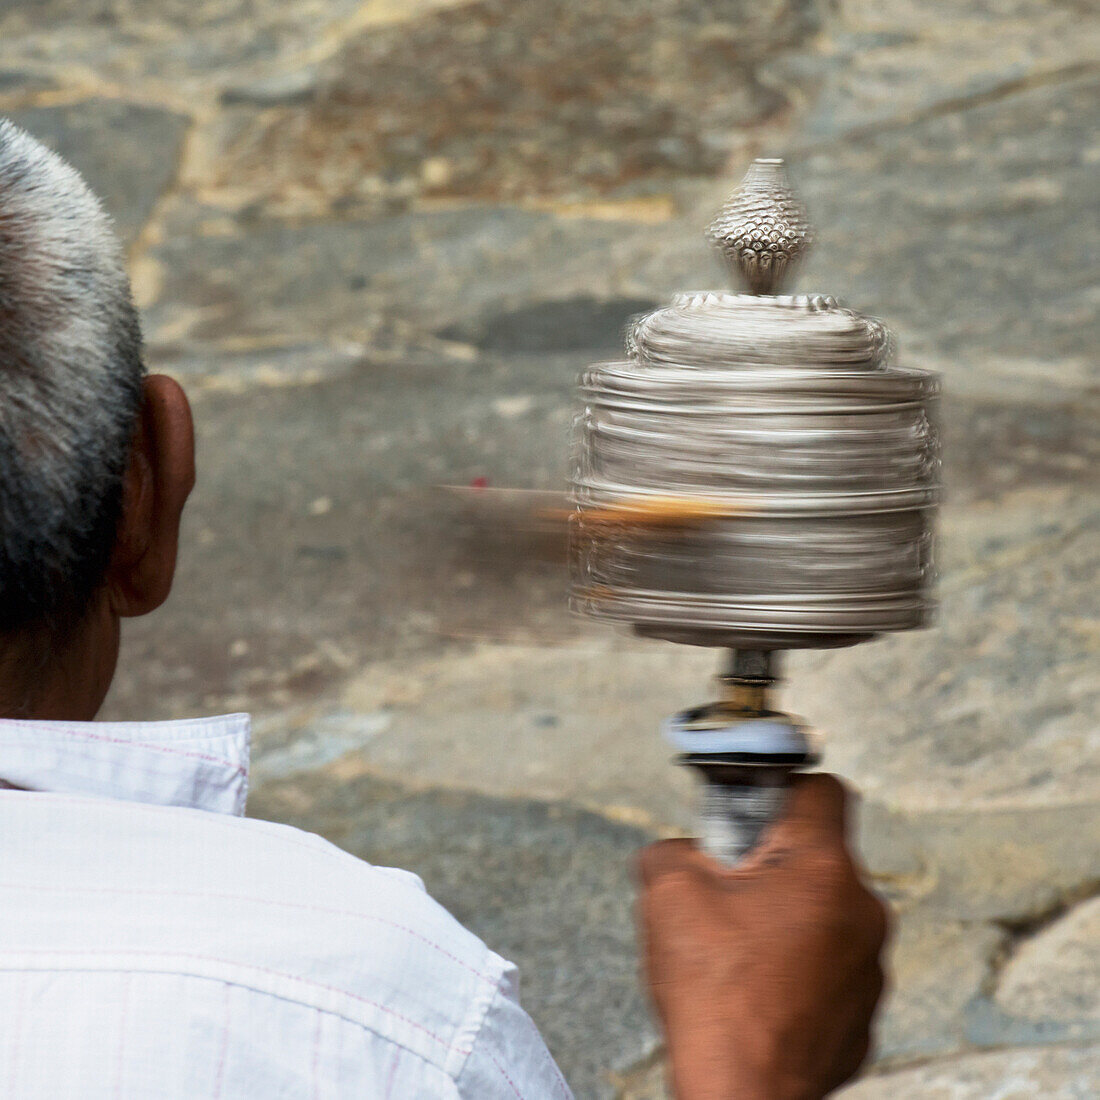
[0, 792, 508, 1076]
[0, 792, 572, 1095]
[9, 786, 431, 907]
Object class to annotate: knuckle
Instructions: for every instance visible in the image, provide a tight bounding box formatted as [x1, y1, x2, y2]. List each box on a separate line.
[806, 771, 854, 814]
[635, 839, 689, 885]
[817, 771, 853, 801]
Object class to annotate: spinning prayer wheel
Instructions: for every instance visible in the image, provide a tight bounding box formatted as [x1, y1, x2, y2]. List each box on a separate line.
[570, 159, 941, 863]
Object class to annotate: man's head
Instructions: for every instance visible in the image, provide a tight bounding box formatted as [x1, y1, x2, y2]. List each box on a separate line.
[0, 120, 194, 717]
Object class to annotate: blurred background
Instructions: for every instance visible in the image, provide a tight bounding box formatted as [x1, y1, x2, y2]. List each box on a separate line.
[1, 0, 1096, 1095]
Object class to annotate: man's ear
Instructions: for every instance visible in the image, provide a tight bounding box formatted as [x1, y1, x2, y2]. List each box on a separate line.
[106, 374, 195, 618]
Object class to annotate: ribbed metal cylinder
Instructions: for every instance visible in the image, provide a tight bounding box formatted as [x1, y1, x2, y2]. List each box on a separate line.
[570, 291, 941, 650]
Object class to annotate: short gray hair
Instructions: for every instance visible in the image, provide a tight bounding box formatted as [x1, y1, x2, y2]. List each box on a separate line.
[0, 119, 144, 635]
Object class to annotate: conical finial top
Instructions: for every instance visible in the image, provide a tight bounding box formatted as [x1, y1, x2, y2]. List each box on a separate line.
[706, 158, 813, 296]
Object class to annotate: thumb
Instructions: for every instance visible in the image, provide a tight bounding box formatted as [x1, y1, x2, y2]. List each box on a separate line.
[636, 838, 707, 889]
[767, 773, 852, 848]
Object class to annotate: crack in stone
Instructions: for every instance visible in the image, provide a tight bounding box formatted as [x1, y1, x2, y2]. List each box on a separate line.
[610, 1043, 666, 1100]
[854, 1037, 1098, 1084]
[984, 877, 1100, 998]
[792, 60, 1100, 154]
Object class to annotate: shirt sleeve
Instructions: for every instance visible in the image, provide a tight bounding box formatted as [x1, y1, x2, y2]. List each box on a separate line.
[454, 962, 574, 1100]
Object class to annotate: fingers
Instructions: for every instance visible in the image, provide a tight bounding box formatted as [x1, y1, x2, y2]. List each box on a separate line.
[830, 962, 886, 1090]
[827, 1025, 874, 1095]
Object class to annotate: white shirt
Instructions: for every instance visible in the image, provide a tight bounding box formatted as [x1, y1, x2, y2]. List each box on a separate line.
[0, 714, 573, 1098]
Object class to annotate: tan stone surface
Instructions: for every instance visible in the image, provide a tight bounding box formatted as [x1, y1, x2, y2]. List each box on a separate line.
[838, 1043, 1100, 1098]
[876, 913, 1006, 1062]
[193, 0, 818, 214]
[997, 897, 1100, 1024]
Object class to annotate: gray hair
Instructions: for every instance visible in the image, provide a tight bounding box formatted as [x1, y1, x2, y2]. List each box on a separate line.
[0, 119, 144, 635]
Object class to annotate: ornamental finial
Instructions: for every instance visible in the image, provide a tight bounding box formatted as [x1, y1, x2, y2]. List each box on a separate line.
[706, 158, 813, 296]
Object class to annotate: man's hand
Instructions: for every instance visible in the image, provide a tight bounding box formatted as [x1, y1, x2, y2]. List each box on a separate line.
[637, 774, 889, 1100]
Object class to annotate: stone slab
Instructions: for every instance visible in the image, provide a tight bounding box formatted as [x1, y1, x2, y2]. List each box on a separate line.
[436, 295, 661, 355]
[785, 488, 1100, 813]
[875, 912, 1006, 1063]
[0, 0, 365, 85]
[615, 1061, 670, 1100]
[782, 0, 1100, 141]
[142, 204, 637, 346]
[103, 363, 1098, 823]
[996, 896, 1100, 1025]
[141, 65, 1100, 400]
[837, 1043, 1100, 1098]
[614, 72, 1100, 400]
[0, 67, 53, 97]
[607, 1041, 1100, 1100]
[151, 341, 373, 389]
[191, 0, 818, 212]
[795, 72, 1100, 390]
[861, 802, 1100, 925]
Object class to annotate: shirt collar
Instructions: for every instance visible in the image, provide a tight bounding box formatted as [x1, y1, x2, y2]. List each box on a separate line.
[0, 713, 251, 815]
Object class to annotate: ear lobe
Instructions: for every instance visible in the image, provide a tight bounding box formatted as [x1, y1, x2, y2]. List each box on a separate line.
[107, 375, 195, 619]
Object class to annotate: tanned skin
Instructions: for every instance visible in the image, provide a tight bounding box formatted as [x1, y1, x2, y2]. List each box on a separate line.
[639, 775, 889, 1099]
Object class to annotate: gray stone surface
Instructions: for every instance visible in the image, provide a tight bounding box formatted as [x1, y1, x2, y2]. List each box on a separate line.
[248, 768, 659, 1100]
[783, 0, 1100, 142]
[797, 72, 1100, 387]
[615, 1062, 669, 1100]
[142, 204, 636, 345]
[0, 67, 53, 95]
[618, 73, 1100, 398]
[787, 486, 1100, 812]
[861, 802, 1100, 925]
[0, 0, 1096, 1093]
[437, 295, 661, 355]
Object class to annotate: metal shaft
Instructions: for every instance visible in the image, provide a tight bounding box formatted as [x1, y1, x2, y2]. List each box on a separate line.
[696, 766, 790, 865]
[674, 650, 816, 867]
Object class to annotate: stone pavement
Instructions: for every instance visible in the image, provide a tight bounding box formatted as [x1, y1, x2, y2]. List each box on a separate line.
[1, 0, 1097, 1095]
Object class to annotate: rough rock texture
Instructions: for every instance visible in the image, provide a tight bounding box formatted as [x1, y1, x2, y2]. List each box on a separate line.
[996, 897, 1100, 1026]
[874, 914, 1006, 1062]
[0, 0, 365, 84]
[0, 0, 1096, 1093]
[838, 1043, 1100, 1099]
[787, 0, 1100, 142]
[141, 205, 636, 344]
[197, 0, 820, 214]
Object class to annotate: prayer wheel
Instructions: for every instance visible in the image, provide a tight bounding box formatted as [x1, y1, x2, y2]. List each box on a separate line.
[570, 159, 941, 863]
